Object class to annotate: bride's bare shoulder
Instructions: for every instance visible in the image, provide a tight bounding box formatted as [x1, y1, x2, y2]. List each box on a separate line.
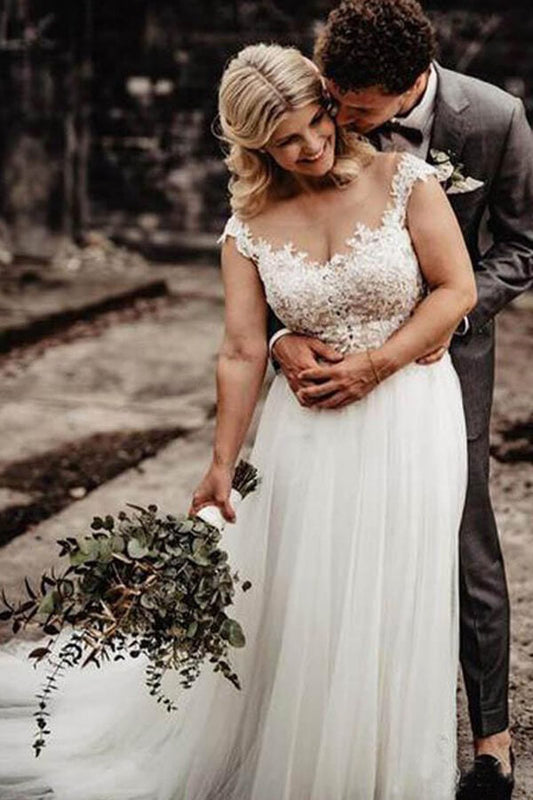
[366, 150, 402, 175]
[360, 151, 405, 191]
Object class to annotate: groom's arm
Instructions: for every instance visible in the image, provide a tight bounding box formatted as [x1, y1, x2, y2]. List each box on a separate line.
[468, 98, 533, 333]
[267, 306, 290, 364]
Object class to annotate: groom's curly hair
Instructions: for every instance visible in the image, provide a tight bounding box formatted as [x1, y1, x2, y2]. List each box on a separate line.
[315, 0, 437, 95]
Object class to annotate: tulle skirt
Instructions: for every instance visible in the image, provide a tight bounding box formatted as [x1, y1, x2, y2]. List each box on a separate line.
[0, 355, 467, 800]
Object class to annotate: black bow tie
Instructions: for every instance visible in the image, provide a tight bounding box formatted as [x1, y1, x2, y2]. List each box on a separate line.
[374, 120, 424, 146]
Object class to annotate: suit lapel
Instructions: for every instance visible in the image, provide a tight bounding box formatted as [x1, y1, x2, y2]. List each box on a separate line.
[429, 62, 470, 161]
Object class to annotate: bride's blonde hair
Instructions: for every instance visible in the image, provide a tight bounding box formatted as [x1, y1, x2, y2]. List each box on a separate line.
[218, 43, 375, 219]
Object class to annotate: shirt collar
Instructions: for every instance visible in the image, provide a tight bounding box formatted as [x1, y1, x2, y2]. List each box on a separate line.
[392, 63, 438, 130]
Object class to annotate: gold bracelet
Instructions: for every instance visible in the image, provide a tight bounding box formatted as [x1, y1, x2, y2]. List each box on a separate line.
[366, 349, 381, 385]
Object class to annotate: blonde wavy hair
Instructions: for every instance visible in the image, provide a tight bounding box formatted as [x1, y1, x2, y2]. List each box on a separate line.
[218, 43, 375, 219]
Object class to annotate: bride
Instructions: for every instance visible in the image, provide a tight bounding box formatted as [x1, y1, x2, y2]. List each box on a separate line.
[0, 44, 476, 800]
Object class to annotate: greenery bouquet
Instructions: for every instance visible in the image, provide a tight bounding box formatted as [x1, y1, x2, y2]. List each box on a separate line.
[0, 460, 259, 756]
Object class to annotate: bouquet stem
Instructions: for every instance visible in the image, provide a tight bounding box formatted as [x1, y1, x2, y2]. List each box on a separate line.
[195, 461, 260, 531]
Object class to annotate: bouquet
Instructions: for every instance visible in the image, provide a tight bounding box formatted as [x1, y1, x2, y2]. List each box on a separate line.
[0, 460, 259, 756]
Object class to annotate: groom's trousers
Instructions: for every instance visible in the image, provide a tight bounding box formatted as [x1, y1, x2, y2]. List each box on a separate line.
[453, 328, 511, 739]
[459, 430, 510, 738]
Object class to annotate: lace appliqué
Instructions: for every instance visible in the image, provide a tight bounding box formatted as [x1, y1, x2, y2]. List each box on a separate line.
[219, 153, 437, 353]
[217, 215, 258, 261]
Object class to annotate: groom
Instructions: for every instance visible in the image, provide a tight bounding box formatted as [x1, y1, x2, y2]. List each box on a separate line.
[269, 1, 533, 797]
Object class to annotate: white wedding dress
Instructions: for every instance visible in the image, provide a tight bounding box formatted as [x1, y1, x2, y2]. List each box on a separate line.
[0, 152, 467, 800]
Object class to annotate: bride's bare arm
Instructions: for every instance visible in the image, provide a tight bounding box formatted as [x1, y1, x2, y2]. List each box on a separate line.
[189, 239, 268, 520]
[298, 177, 477, 409]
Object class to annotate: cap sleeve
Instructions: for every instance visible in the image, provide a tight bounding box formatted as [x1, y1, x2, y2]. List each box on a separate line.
[390, 152, 438, 223]
[218, 215, 257, 262]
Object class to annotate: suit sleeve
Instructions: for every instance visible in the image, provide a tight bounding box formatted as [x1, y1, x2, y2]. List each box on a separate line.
[267, 305, 288, 342]
[468, 98, 533, 333]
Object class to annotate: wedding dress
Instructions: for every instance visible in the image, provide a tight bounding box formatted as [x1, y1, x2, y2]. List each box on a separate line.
[0, 152, 467, 800]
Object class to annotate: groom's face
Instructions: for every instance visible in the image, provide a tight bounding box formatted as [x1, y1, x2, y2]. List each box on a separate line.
[326, 80, 412, 133]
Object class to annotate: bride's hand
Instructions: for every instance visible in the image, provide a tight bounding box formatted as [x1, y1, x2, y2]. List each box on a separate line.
[296, 352, 378, 409]
[272, 334, 344, 402]
[189, 463, 236, 522]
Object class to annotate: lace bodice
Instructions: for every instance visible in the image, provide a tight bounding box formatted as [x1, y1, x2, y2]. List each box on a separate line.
[219, 152, 437, 353]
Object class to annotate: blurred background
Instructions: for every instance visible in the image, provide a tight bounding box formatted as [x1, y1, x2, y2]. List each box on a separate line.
[0, 0, 533, 258]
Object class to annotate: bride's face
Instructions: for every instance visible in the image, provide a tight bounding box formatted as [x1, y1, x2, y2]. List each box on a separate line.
[265, 103, 336, 177]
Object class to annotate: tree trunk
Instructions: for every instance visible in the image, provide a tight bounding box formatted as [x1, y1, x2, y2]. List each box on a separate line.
[63, 0, 93, 243]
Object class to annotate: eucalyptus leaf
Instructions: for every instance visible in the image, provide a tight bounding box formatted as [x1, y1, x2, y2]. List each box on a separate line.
[227, 620, 246, 648]
[37, 591, 58, 616]
[111, 535, 126, 554]
[127, 539, 150, 559]
[97, 540, 114, 563]
[58, 579, 74, 598]
[140, 594, 158, 610]
[69, 548, 91, 566]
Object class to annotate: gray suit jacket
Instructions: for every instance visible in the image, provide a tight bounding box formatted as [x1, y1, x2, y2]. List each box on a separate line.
[432, 63, 533, 438]
[267, 64, 533, 439]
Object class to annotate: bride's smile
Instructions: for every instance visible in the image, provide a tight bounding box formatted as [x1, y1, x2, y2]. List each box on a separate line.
[266, 102, 336, 176]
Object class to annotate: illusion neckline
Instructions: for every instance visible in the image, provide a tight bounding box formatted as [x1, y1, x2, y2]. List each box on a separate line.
[235, 204, 407, 270]
[233, 152, 413, 270]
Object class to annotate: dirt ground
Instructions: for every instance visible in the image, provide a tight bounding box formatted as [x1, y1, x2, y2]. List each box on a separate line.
[0, 267, 531, 796]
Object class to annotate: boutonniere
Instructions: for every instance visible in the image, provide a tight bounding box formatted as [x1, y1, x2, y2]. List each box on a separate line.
[428, 149, 484, 195]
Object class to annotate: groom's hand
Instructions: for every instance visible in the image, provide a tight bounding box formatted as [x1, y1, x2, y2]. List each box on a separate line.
[416, 336, 452, 365]
[296, 352, 377, 409]
[272, 334, 344, 403]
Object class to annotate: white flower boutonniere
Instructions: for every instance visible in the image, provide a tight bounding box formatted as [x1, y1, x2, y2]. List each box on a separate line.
[429, 149, 484, 195]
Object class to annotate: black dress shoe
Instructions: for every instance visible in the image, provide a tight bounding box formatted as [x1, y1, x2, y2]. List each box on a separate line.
[456, 749, 515, 800]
